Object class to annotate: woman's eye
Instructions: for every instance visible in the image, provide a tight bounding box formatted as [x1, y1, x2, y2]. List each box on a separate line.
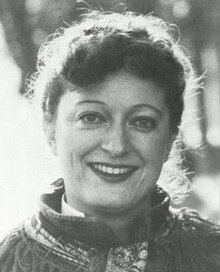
[131, 117, 157, 130]
[79, 113, 104, 124]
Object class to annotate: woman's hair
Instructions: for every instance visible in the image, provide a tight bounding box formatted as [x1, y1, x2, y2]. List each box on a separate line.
[26, 11, 200, 203]
[27, 11, 198, 134]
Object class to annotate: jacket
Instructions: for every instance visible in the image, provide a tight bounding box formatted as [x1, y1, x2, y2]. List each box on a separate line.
[0, 179, 220, 272]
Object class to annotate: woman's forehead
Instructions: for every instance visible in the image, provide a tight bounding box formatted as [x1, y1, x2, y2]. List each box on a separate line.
[59, 70, 167, 113]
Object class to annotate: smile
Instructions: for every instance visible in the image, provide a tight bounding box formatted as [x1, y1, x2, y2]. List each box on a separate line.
[88, 162, 138, 181]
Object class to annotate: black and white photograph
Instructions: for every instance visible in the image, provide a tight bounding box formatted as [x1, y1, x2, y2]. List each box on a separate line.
[0, 0, 219, 271]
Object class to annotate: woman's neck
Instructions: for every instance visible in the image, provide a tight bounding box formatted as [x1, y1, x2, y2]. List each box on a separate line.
[66, 194, 152, 244]
[93, 196, 152, 244]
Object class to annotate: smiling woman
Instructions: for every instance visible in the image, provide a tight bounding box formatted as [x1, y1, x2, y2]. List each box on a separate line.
[54, 71, 172, 218]
[0, 10, 220, 272]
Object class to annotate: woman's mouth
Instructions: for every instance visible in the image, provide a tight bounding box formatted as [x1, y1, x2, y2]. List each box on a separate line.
[88, 162, 138, 182]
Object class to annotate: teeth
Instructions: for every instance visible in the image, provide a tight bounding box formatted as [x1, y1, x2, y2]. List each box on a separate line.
[120, 168, 125, 174]
[114, 168, 119, 174]
[92, 164, 134, 175]
[102, 165, 107, 172]
[107, 168, 112, 174]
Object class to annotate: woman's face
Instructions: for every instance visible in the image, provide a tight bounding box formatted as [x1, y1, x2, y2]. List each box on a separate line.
[51, 70, 174, 214]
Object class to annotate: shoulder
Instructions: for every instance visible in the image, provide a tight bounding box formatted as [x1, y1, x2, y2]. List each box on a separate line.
[0, 219, 79, 272]
[159, 208, 220, 271]
[172, 208, 220, 243]
[0, 222, 49, 271]
[0, 225, 25, 270]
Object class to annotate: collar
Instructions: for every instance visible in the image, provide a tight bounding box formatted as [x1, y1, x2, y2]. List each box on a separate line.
[61, 193, 85, 217]
[35, 179, 171, 249]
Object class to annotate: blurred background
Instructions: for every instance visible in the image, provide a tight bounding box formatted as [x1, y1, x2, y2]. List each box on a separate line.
[0, 0, 219, 237]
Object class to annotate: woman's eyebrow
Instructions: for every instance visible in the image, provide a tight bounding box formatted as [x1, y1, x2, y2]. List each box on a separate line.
[132, 104, 162, 117]
[77, 100, 106, 105]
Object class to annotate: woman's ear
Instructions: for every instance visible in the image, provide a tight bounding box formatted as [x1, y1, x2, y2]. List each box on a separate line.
[43, 119, 57, 156]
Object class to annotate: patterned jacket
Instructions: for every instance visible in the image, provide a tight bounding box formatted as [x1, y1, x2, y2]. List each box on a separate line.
[0, 179, 220, 272]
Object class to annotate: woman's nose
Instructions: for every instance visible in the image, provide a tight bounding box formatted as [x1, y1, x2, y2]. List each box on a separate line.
[101, 125, 130, 157]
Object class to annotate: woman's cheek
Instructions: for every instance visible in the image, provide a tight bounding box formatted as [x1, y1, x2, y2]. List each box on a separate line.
[67, 130, 102, 159]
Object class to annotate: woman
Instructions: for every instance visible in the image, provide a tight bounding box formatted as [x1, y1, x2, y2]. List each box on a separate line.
[0, 11, 220, 272]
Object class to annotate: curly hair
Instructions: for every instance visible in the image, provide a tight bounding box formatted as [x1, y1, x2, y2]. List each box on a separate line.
[26, 11, 201, 202]
[26, 11, 198, 134]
